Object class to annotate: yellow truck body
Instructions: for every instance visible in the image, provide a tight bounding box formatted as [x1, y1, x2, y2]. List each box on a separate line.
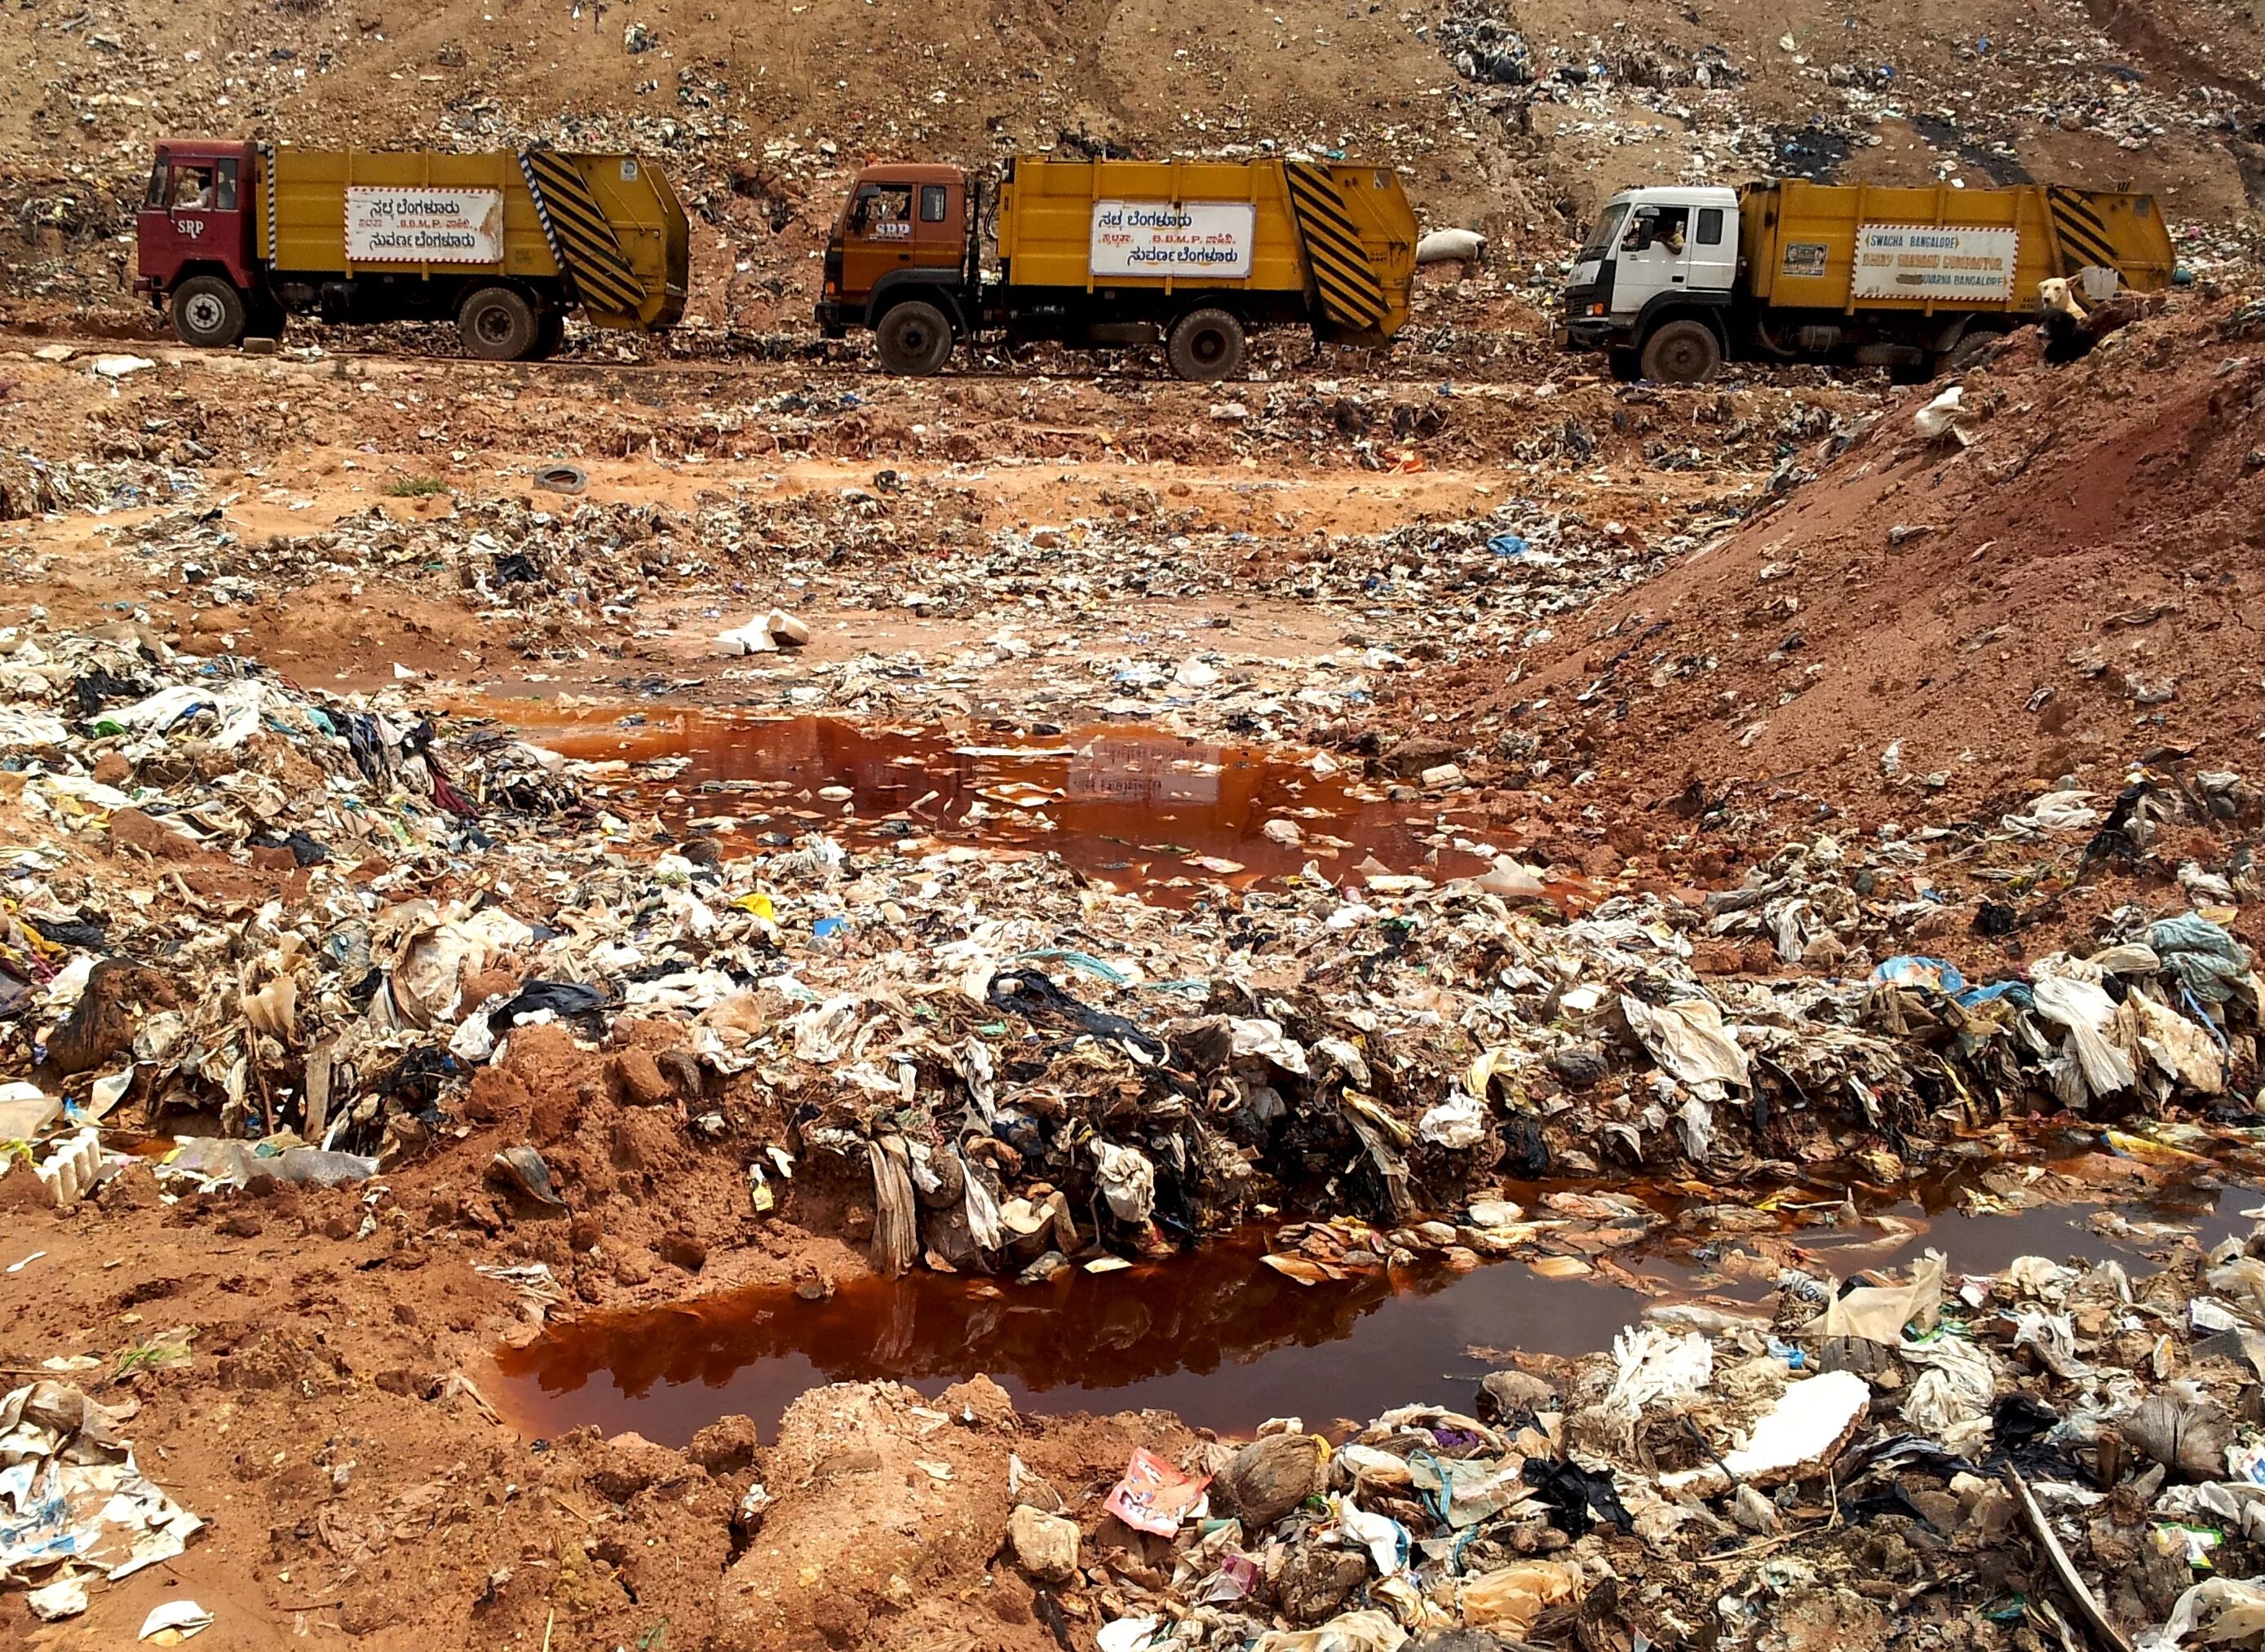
[1559, 177, 2179, 383]
[817, 154, 1417, 378]
[137, 139, 687, 357]
[1740, 179, 2175, 316]
[996, 157, 1418, 343]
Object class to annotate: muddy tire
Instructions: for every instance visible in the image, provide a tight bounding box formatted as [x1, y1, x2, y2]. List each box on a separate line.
[171, 275, 247, 349]
[1943, 326, 2002, 375]
[875, 301, 954, 376]
[531, 310, 567, 360]
[1167, 307, 1246, 382]
[458, 285, 539, 361]
[1638, 318, 1721, 386]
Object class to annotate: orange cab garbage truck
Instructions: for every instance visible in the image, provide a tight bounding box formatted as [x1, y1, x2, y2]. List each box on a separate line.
[135, 139, 688, 359]
[817, 156, 1417, 380]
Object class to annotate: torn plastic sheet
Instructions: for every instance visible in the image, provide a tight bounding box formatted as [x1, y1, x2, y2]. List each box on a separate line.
[1417, 1091, 1487, 1149]
[1619, 993, 1750, 1091]
[154, 1137, 377, 1190]
[1325, 1492, 1409, 1575]
[1250, 1612, 1409, 1652]
[0, 706, 69, 749]
[2127, 991, 2226, 1094]
[1405, 1449, 1536, 1529]
[869, 1136, 918, 1276]
[1225, 1018, 1310, 1076]
[1806, 1253, 1946, 1344]
[1093, 1141, 1157, 1223]
[960, 1148, 1003, 1252]
[1900, 1332, 2001, 1452]
[2137, 1575, 2265, 1652]
[2031, 974, 2138, 1098]
[1340, 1092, 1413, 1217]
[104, 680, 268, 748]
[1104, 1447, 1209, 1536]
[0, 1381, 203, 1584]
[2148, 915, 2254, 1004]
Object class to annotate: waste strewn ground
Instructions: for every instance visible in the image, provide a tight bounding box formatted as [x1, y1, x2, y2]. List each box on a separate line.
[5, 15, 2265, 1633]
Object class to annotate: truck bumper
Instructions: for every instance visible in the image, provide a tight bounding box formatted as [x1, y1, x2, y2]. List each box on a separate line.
[1557, 316, 1634, 352]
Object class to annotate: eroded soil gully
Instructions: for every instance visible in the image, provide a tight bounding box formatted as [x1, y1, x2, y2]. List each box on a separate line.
[492, 1172, 2263, 1451]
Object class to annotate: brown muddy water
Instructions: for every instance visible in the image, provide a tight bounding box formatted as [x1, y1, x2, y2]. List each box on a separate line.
[493, 1177, 2258, 1448]
[522, 713, 1563, 904]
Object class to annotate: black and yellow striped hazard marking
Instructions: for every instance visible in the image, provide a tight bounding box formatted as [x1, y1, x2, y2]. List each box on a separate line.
[2046, 187, 2125, 279]
[1283, 163, 1388, 331]
[518, 149, 647, 317]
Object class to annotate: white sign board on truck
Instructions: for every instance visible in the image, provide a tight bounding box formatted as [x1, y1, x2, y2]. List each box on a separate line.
[1852, 223, 2019, 302]
[345, 188, 506, 264]
[1090, 201, 1254, 280]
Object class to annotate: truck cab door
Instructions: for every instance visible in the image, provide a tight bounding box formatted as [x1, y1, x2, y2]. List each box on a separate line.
[1685, 203, 1736, 298]
[1612, 204, 1692, 317]
[910, 179, 962, 272]
[838, 182, 916, 308]
[138, 151, 252, 288]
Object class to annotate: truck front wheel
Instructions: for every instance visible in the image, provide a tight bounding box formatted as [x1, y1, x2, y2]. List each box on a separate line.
[171, 276, 247, 349]
[875, 302, 954, 376]
[458, 286, 540, 361]
[1639, 319, 1722, 386]
[1167, 308, 1245, 382]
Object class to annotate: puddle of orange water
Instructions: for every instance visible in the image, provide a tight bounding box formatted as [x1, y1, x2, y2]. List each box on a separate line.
[492, 1230, 1687, 1447]
[509, 712, 1568, 908]
[489, 1178, 2257, 1449]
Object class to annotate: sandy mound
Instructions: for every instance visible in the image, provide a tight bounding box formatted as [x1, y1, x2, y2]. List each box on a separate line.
[1507, 295, 2265, 841]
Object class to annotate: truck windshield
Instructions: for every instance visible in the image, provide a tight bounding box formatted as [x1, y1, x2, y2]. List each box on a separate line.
[1577, 204, 1628, 261]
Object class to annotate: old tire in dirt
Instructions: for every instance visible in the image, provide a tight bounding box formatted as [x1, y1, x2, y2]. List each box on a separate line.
[1167, 308, 1246, 382]
[1638, 319, 1721, 386]
[875, 301, 954, 376]
[171, 276, 247, 349]
[458, 285, 540, 361]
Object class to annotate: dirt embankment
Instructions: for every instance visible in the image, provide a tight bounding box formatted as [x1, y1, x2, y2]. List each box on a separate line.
[1417, 295, 2264, 961]
[1505, 296, 2265, 819]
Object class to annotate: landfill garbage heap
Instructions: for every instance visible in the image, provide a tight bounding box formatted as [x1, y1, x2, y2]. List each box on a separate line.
[966, 1231, 2265, 1652]
[0, 622, 2254, 1286]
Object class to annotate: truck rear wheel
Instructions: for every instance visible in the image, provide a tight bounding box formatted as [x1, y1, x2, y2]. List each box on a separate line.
[1639, 319, 1722, 386]
[458, 285, 539, 361]
[1167, 308, 1245, 382]
[875, 301, 954, 376]
[171, 276, 247, 349]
